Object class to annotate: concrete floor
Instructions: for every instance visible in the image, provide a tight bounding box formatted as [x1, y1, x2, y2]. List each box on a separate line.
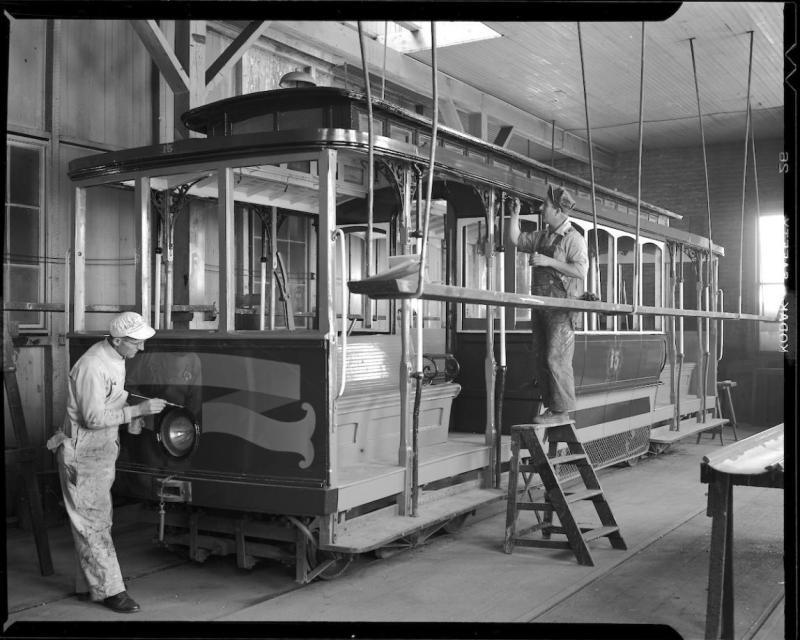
[4, 422, 786, 639]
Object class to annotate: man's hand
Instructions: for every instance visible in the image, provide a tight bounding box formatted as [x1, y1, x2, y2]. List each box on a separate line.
[141, 398, 168, 415]
[531, 252, 555, 268]
[130, 398, 168, 418]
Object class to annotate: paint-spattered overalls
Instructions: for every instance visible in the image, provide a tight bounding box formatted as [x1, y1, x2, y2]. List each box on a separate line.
[517, 224, 588, 415]
[46, 339, 138, 601]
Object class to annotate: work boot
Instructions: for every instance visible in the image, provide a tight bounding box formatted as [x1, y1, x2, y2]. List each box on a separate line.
[102, 591, 140, 613]
[532, 410, 570, 425]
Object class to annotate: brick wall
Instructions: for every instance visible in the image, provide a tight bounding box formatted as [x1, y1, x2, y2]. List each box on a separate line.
[555, 138, 786, 423]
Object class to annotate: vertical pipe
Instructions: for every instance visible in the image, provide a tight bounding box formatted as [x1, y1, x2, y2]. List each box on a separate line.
[398, 169, 414, 517]
[738, 31, 755, 316]
[135, 177, 152, 324]
[577, 22, 602, 302]
[381, 21, 388, 100]
[496, 192, 507, 489]
[688, 37, 714, 311]
[270, 206, 277, 331]
[64, 249, 71, 337]
[73, 187, 86, 332]
[165, 205, 175, 331]
[218, 167, 235, 333]
[633, 22, 646, 321]
[750, 109, 761, 312]
[414, 22, 438, 297]
[319, 148, 339, 492]
[484, 191, 497, 488]
[259, 221, 267, 331]
[357, 22, 374, 280]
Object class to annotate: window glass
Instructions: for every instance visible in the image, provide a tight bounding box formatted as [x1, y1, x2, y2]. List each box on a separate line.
[278, 108, 323, 131]
[10, 145, 40, 206]
[460, 219, 487, 322]
[641, 242, 663, 331]
[5, 140, 45, 330]
[586, 228, 613, 330]
[758, 214, 786, 350]
[617, 236, 637, 331]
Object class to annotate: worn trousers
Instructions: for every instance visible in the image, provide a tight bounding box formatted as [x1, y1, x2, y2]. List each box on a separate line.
[530, 308, 577, 414]
[56, 427, 125, 601]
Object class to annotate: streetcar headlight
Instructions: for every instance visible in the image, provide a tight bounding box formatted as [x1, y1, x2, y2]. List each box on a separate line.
[156, 408, 199, 458]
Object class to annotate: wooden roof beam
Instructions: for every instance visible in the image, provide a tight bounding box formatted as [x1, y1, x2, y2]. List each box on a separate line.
[130, 20, 190, 95]
[206, 21, 271, 88]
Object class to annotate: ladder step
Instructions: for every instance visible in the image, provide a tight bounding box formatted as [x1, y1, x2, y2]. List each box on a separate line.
[511, 538, 573, 550]
[518, 464, 537, 473]
[516, 502, 554, 512]
[581, 525, 620, 542]
[564, 488, 604, 503]
[548, 453, 588, 465]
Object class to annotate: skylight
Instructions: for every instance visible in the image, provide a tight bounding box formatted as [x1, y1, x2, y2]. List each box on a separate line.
[377, 21, 502, 53]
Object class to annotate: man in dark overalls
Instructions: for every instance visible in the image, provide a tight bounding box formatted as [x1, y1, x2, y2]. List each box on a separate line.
[508, 185, 588, 424]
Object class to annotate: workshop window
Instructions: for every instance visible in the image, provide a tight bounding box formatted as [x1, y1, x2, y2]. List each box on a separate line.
[758, 214, 786, 351]
[4, 138, 46, 331]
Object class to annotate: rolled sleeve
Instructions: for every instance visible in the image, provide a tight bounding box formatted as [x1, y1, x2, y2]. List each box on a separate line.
[516, 230, 543, 254]
[566, 233, 589, 279]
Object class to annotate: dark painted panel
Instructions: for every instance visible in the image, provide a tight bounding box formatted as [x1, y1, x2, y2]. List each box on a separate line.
[452, 332, 666, 434]
[115, 470, 338, 516]
[69, 336, 331, 488]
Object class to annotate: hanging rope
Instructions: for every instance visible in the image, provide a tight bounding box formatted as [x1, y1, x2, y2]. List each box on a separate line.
[688, 38, 714, 292]
[633, 22, 646, 317]
[738, 30, 755, 316]
[577, 23, 602, 301]
[357, 22, 375, 281]
[414, 22, 438, 297]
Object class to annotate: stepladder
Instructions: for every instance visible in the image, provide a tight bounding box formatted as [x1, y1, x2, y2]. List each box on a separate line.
[503, 421, 627, 566]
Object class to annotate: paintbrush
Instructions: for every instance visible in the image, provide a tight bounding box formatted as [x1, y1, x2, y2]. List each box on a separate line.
[128, 393, 184, 409]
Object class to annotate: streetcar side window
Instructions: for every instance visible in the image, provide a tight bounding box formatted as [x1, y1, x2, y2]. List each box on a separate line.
[511, 215, 539, 330]
[458, 218, 488, 330]
[641, 241, 664, 331]
[586, 227, 614, 331]
[617, 235, 637, 331]
[337, 225, 391, 333]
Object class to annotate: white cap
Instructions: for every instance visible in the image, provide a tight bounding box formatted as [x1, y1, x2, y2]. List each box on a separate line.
[109, 311, 155, 340]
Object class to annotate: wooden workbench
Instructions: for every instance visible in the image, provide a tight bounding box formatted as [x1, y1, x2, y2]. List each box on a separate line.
[700, 424, 784, 640]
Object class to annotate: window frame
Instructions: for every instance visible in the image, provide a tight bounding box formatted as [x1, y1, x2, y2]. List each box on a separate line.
[4, 135, 47, 333]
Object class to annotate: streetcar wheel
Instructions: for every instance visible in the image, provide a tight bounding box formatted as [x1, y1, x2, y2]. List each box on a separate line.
[624, 455, 642, 467]
[315, 551, 354, 581]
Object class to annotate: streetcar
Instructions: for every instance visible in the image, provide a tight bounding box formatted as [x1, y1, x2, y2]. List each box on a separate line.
[66, 85, 735, 582]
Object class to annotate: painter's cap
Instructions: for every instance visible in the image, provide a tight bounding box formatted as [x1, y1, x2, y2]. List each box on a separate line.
[547, 184, 576, 211]
[109, 311, 155, 340]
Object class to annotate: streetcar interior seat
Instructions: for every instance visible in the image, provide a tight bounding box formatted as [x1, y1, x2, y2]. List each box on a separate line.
[336, 335, 461, 467]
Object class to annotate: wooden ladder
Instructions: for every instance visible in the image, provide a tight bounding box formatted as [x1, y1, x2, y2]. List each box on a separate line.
[3, 316, 53, 575]
[503, 421, 627, 566]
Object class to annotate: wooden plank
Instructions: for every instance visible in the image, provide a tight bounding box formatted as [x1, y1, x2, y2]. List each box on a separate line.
[129, 20, 190, 95]
[322, 486, 504, 553]
[650, 417, 729, 444]
[205, 21, 270, 88]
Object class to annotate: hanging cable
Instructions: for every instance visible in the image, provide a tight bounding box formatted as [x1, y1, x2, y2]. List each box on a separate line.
[688, 38, 714, 292]
[381, 21, 388, 100]
[633, 22, 646, 317]
[577, 23, 602, 301]
[414, 22, 438, 298]
[738, 30, 755, 316]
[358, 22, 376, 330]
[357, 22, 375, 281]
[750, 102, 762, 304]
